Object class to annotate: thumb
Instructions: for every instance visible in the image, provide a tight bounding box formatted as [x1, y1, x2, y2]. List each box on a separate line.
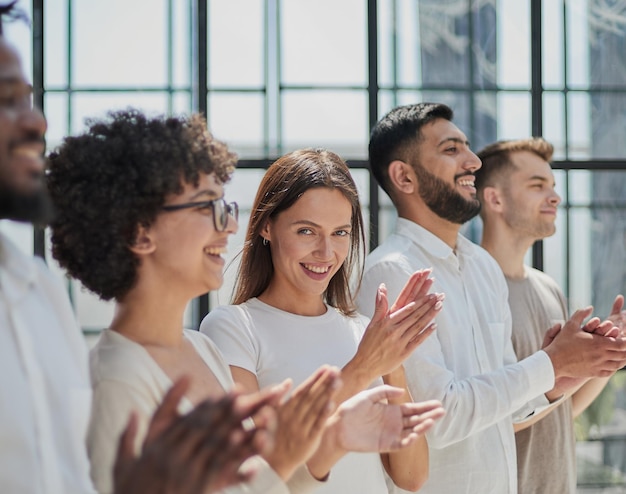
[610, 295, 624, 317]
[564, 306, 594, 332]
[371, 284, 389, 323]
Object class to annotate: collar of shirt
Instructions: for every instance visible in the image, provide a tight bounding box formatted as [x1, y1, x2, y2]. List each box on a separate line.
[0, 231, 38, 305]
[394, 217, 476, 263]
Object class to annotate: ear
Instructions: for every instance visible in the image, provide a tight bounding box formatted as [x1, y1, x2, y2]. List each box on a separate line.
[387, 160, 416, 195]
[129, 224, 157, 256]
[260, 220, 271, 243]
[481, 186, 504, 214]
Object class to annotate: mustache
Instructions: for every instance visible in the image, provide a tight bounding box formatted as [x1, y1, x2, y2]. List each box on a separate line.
[454, 171, 475, 181]
[9, 134, 46, 151]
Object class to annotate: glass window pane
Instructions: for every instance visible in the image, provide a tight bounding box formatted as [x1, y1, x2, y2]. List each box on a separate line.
[44, 92, 69, 150]
[589, 92, 626, 159]
[587, 3, 626, 89]
[567, 92, 592, 159]
[71, 93, 170, 134]
[566, 0, 590, 87]
[173, 91, 191, 115]
[173, 0, 192, 87]
[281, 90, 368, 158]
[45, 0, 68, 87]
[208, 92, 264, 158]
[542, 169, 568, 295]
[496, 92, 531, 140]
[568, 207, 592, 310]
[497, 0, 530, 88]
[72, 0, 168, 87]
[281, 0, 366, 86]
[543, 92, 565, 159]
[542, 0, 564, 88]
[378, 0, 421, 87]
[589, 170, 626, 317]
[208, 0, 263, 87]
[417, 2, 471, 87]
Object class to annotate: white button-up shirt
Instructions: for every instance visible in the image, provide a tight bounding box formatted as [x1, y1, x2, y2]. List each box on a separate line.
[0, 231, 95, 494]
[357, 218, 555, 494]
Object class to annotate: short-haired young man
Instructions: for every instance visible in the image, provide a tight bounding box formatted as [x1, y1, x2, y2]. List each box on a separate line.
[475, 137, 625, 494]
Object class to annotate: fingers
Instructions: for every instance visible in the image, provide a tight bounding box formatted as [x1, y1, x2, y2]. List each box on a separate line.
[390, 269, 433, 312]
[288, 366, 341, 430]
[541, 323, 561, 349]
[563, 306, 594, 331]
[144, 375, 191, 445]
[233, 379, 291, 417]
[113, 410, 139, 486]
[371, 284, 390, 324]
[611, 295, 625, 317]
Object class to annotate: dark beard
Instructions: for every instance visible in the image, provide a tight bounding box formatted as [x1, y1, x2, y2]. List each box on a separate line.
[0, 181, 54, 226]
[413, 162, 481, 224]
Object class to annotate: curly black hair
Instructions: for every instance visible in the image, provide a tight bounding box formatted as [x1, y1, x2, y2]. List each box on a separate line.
[47, 108, 237, 301]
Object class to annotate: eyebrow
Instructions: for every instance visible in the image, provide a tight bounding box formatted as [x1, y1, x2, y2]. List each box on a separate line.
[527, 175, 553, 183]
[291, 219, 352, 230]
[437, 136, 471, 147]
[189, 189, 221, 200]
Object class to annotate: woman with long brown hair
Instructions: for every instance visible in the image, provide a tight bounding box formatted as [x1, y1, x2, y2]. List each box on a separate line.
[201, 148, 445, 493]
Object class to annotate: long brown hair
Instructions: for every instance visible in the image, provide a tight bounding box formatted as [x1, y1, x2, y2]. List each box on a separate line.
[232, 148, 366, 316]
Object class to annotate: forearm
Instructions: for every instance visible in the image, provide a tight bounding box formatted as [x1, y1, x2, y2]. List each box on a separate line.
[572, 376, 611, 418]
[303, 415, 347, 481]
[381, 369, 429, 491]
[338, 357, 380, 404]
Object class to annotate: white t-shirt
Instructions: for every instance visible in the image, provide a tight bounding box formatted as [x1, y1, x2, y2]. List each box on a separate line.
[357, 218, 556, 494]
[201, 298, 389, 494]
[0, 232, 95, 494]
[88, 328, 297, 494]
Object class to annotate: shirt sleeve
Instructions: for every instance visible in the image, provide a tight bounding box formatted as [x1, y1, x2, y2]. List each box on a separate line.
[360, 260, 555, 450]
[200, 306, 259, 375]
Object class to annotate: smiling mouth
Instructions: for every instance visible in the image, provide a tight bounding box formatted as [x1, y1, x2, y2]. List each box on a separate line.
[203, 246, 227, 256]
[302, 263, 331, 274]
[457, 178, 475, 187]
[13, 147, 43, 159]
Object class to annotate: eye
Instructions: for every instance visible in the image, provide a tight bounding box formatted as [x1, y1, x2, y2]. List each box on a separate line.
[445, 146, 458, 154]
[297, 228, 313, 235]
[197, 202, 213, 213]
[334, 229, 351, 237]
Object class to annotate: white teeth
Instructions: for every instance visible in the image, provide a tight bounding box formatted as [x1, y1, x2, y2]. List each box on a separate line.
[13, 148, 41, 158]
[203, 246, 226, 256]
[457, 179, 475, 187]
[303, 264, 330, 274]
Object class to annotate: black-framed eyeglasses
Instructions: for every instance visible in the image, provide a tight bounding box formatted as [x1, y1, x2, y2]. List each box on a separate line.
[162, 198, 239, 232]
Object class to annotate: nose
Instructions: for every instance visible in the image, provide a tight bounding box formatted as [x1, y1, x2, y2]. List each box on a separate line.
[548, 189, 561, 207]
[315, 235, 332, 259]
[18, 103, 47, 140]
[463, 149, 482, 173]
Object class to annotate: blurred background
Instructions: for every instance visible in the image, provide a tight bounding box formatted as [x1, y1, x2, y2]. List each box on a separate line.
[2, 1, 626, 491]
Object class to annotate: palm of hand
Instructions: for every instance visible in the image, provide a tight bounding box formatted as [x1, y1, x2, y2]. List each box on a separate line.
[336, 398, 402, 452]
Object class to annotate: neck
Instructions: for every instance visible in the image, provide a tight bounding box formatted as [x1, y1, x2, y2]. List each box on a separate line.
[109, 275, 191, 347]
[397, 201, 461, 249]
[481, 220, 534, 279]
[258, 280, 327, 317]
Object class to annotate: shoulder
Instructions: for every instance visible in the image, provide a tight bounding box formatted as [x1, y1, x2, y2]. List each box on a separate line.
[364, 235, 416, 275]
[89, 330, 153, 387]
[200, 302, 255, 338]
